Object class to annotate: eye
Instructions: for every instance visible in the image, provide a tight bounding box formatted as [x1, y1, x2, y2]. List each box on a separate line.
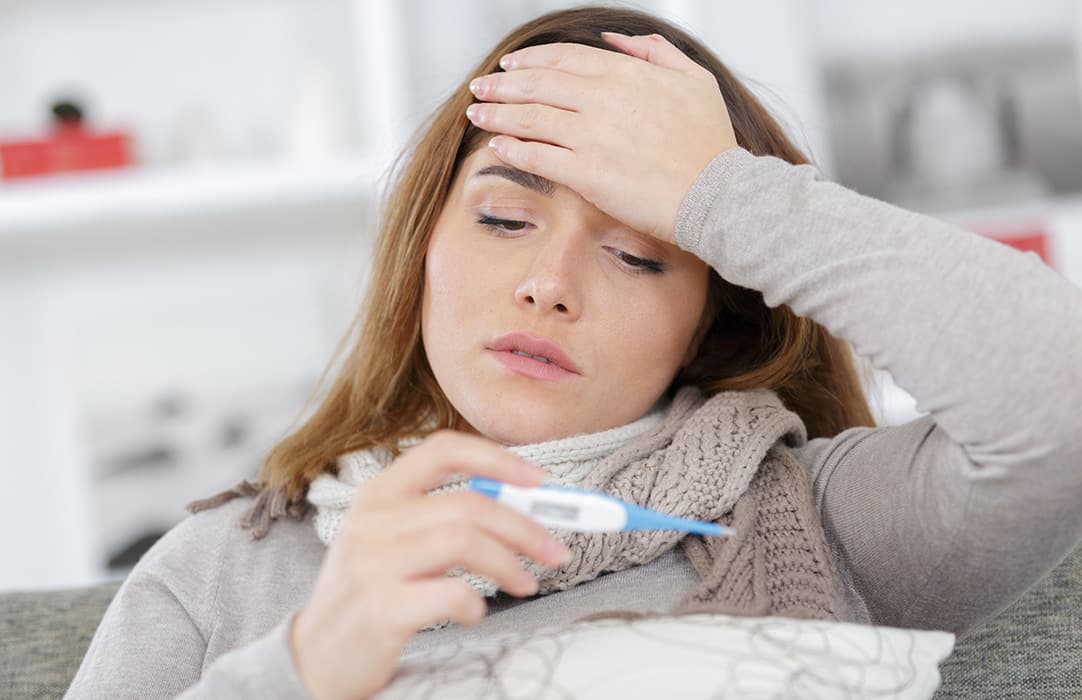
[477, 214, 531, 235]
[476, 214, 665, 275]
[607, 247, 665, 275]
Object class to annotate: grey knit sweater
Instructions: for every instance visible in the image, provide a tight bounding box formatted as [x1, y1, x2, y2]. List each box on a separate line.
[64, 147, 1082, 699]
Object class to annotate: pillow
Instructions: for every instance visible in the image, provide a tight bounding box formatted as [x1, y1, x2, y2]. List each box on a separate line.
[383, 614, 956, 699]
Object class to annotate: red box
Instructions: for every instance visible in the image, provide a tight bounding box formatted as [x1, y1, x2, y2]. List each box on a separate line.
[978, 228, 1055, 270]
[0, 128, 132, 179]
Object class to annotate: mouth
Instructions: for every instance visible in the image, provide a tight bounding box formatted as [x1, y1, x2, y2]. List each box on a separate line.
[486, 332, 581, 382]
[509, 349, 557, 364]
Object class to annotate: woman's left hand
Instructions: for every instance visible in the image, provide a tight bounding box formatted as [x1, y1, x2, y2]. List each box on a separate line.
[465, 32, 738, 244]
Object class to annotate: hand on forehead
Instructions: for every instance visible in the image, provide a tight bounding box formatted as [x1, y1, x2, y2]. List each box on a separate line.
[465, 33, 739, 245]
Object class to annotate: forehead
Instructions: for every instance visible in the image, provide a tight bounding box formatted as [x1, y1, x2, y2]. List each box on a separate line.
[456, 147, 560, 196]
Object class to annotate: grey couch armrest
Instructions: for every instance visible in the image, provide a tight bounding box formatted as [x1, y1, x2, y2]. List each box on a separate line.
[0, 580, 123, 699]
[935, 545, 1082, 698]
[1, 548, 1079, 699]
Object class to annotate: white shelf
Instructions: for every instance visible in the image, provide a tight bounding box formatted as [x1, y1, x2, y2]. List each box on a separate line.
[0, 153, 388, 241]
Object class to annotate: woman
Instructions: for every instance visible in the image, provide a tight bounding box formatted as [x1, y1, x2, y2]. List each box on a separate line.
[66, 6, 1082, 700]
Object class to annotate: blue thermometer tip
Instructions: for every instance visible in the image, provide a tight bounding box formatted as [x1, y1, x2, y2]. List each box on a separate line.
[622, 502, 734, 536]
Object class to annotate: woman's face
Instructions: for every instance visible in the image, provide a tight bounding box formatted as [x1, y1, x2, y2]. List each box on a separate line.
[421, 144, 710, 445]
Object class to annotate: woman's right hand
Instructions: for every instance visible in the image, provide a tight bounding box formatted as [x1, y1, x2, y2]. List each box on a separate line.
[289, 430, 571, 700]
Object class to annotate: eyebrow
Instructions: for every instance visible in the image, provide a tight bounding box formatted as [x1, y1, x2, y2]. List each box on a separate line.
[471, 165, 556, 197]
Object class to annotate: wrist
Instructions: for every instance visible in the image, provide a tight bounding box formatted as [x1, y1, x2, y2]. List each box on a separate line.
[290, 609, 333, 700]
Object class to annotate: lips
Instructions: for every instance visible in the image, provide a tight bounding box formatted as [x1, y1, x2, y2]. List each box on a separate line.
[487, 332, 581, 374]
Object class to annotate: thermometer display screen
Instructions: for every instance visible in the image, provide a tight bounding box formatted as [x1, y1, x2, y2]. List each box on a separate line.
[530, 501, 579, 521]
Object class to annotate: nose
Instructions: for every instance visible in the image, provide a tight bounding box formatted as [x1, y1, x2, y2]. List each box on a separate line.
[513, 236, 582, 320]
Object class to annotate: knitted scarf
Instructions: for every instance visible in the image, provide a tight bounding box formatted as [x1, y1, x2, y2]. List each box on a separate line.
[299, 385, 851, 628]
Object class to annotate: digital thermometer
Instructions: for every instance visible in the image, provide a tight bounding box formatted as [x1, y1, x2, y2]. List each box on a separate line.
[467, 477, 733, 536]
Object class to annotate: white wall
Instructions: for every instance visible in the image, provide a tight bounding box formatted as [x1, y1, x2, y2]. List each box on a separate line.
[810, 0, 1076, 60]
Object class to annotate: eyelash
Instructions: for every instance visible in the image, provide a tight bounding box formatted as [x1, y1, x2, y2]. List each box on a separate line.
[476, 215, 665, 274]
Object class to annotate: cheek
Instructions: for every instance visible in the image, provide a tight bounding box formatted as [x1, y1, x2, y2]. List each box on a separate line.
[423, 230, 489, 351]
[424, 237, 466, 321]
[611, 308, 685, 366]
[602, 279, 705, 370]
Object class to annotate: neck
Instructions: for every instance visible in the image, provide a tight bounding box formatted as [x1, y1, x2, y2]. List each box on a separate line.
[504, 394, 672, 474]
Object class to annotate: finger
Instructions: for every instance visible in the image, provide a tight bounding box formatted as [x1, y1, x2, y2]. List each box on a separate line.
[600, 32, 704, 75]
[469, 68, 591, 112]
[370, 430, 545, 502]
[499, 41, 621, 77]
[388, 578, 487, 633]
[486, 135, 579, 196]
[390, 523, 543, 598]
[362, 490, 568, 569]
[466, 102, 582, 150]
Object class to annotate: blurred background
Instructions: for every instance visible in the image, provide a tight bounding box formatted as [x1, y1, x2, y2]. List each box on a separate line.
[1, 0, 1080, 592]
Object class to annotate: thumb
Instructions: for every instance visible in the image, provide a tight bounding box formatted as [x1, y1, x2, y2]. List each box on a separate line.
[600, 32, 699, 74]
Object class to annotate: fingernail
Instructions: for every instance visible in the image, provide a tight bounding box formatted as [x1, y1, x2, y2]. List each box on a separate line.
[466, 104, 479, 120]
[469, 77, 485, 95]
[499, 54, 514, 70]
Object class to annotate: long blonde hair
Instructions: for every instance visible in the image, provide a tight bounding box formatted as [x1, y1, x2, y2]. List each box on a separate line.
[187, 5, 876, 537]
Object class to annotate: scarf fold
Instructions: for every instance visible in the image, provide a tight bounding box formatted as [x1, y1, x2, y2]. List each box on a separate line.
[307, 386, 850, 628]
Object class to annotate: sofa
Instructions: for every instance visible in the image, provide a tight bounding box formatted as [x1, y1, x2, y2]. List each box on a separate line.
[2, 546, 1079, 699]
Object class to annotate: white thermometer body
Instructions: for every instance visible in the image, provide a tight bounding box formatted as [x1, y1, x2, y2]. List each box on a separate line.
[495, 481, 627, 532]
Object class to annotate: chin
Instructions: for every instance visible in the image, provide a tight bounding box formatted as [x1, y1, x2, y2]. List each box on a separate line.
[466, 404, 574, 447]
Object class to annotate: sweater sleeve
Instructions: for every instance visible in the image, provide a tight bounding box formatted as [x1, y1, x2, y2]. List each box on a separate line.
[674, 146, 1082, 635]
[63, 513, 313, 699]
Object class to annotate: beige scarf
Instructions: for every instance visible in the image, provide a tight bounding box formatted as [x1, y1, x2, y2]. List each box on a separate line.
[191, 386, 851, 627]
